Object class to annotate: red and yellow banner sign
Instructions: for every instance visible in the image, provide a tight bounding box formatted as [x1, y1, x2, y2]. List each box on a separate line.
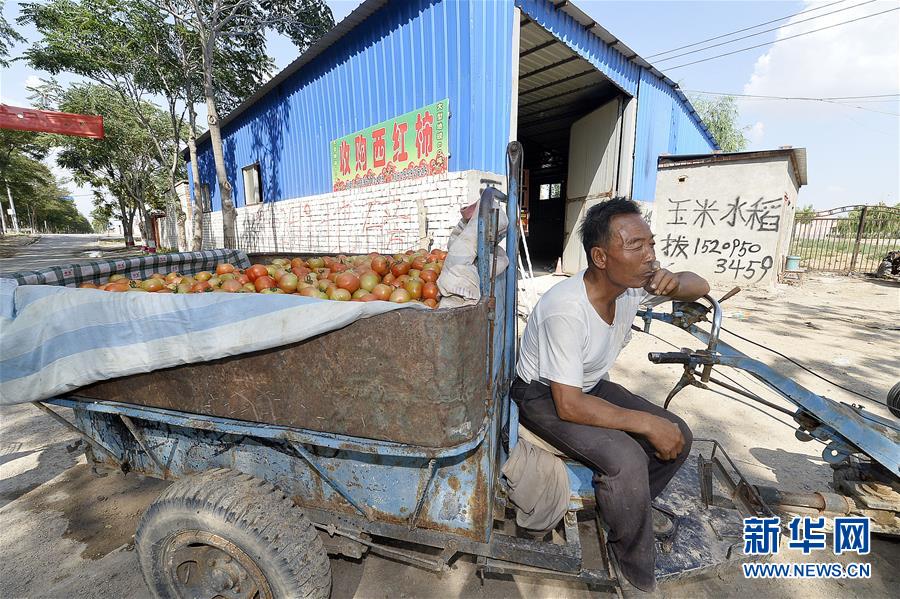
[331, 99, 449, 191]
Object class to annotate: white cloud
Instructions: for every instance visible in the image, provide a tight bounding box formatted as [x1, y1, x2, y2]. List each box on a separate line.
[744, 0, 900, 102]
[24, 75, 42, 91]
[747, 120, 765, 145]
[740, 1, 899, 210]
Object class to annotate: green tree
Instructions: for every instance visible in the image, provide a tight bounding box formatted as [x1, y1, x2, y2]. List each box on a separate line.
[21, 0, 193, 249]
[46, 84, 171, 246]
[690, 95, 749, 152]
[91, 203, 112, 233]
[152, 0, 334, 247]
[19, 0, 296, 250]
[0, 0, 24, 68]
[795, 204, 816, 225]
[834, 203, 900, 238]
[0, 129, 53, 233]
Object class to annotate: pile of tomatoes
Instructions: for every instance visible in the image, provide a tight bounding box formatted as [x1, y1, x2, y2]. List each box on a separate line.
[78, 248, 448, 307]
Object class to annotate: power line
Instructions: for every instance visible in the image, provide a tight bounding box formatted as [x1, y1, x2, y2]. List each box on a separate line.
[685, 90, 900, 116]
[685, 91, 900, 101]
[646, 0, 850, 58]
[655, 0, 878, 63]
[666, 7, 900, 70]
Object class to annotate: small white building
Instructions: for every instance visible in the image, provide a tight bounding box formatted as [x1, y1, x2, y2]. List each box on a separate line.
[654, 148, 807, 287]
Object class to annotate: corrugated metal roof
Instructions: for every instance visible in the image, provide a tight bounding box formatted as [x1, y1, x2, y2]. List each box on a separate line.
[658, 148, 808, 186]
[191, 0, 715, 157]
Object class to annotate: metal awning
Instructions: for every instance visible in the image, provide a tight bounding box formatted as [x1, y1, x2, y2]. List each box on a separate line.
[517, 17, 620, 173]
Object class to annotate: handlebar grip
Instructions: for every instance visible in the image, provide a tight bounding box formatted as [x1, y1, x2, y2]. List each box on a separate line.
[648, 351, 692, 364]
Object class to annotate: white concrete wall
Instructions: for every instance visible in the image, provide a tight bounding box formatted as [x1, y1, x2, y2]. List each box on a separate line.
[654, 156, 800, 287]
[165, 170, 504, 255]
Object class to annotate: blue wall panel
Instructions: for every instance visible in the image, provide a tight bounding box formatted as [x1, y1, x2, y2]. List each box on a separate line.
[632, 69, 717, 202]
[194, 0, 513, 211]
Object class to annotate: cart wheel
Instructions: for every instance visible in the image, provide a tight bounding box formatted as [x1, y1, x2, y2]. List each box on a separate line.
[136, 468, 331, 599]
[888, 382, 900, 419]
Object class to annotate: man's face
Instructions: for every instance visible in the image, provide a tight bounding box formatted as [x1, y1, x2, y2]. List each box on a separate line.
[592, 213, 657, 288]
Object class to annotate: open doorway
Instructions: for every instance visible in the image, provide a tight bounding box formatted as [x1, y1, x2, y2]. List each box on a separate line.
[516, 15, 632, 273]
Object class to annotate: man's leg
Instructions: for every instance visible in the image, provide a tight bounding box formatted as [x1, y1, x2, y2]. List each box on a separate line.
[587, 379, 693, 498]
[511, 379, 660, 592]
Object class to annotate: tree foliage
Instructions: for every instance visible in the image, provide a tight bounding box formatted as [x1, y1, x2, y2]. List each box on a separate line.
[19, 0, 332, 249]
[795, 204, 816, 225]
[35, 83, 174, 245]
[0, 1, 24, 68]
[690, 95, 749, 153]
[833, 203, 900, 238]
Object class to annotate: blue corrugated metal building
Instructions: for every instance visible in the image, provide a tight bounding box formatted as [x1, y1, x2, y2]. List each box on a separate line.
[188, 0, 716, 266]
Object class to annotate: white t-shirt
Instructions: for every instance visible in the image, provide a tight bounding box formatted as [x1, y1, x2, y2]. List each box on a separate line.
[516, 270, 658, 392]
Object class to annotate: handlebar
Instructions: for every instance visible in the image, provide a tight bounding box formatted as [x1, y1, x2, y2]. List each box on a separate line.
[648, 352, 694, 364]
[703, 294, 722, 355]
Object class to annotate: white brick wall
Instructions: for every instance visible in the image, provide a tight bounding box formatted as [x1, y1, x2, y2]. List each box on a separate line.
[162, 170, 505, 255]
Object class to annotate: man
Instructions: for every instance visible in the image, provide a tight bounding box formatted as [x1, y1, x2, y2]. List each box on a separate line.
[511, 197, 710, 592]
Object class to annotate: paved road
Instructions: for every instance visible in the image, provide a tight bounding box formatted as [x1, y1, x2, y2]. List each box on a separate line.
[0, 234, 132, 274]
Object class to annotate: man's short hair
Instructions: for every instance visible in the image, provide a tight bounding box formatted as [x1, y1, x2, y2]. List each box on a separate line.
[579, 197, 642, 261]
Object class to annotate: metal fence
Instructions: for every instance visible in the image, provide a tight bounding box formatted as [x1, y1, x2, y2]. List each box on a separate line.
[789, 205, 900, 273]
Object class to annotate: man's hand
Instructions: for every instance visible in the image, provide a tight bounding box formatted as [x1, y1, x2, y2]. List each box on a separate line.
[644, 266, 711, 300]
[643, 415, 685, 461]
[645, 268, 680, 296]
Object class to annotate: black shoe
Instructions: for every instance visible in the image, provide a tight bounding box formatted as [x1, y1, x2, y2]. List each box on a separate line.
[652, 507, 674, 537]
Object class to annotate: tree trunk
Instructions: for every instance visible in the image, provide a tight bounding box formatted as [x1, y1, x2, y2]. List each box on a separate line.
[117, 197, 135, 247]
[166, 101, 188, 252]
[201, 39, 237, 248]
[187, 102, 205, 251]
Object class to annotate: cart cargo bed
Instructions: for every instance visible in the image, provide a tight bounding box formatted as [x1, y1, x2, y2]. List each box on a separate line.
[76, 301, 489, 448]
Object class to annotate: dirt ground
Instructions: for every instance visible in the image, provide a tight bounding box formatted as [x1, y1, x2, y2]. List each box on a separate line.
[1, 263, 898, 597]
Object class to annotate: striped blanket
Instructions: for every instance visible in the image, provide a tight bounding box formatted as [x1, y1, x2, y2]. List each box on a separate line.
[0, 250, 413, 405]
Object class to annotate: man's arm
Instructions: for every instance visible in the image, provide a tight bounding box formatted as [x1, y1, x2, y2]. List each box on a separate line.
[645, 269, 710, 301]
[549, 381, 685, 460]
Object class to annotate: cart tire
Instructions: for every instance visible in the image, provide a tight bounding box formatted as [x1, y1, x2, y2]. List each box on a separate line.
[135, 468, 331, 599]
[888, 382, 900, 419]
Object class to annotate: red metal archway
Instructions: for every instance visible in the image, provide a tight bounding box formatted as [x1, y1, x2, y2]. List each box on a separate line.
[0, 104, 104, 138]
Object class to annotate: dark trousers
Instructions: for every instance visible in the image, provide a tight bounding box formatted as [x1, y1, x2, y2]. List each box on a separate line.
[511, 377, 693, 592]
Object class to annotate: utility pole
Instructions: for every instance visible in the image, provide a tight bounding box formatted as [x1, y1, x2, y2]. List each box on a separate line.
[4, 181, 19, 234]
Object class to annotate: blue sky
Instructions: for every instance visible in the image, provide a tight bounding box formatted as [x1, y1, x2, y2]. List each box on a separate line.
[2, 0, 898, 218]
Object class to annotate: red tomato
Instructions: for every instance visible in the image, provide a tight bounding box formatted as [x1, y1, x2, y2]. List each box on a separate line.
[221, 279, 243, 292]
[277, 273, 299, 293]
[389, 288, 411, 303]
[391, 260, 411, 277]
[422, 282, 439, 300]
[335, 272, 360, 293]
[254, 276, 277, 292]
[246, 264, 269, 281]
[371, 284, 392, 301]
[371, 256, 390, 275]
